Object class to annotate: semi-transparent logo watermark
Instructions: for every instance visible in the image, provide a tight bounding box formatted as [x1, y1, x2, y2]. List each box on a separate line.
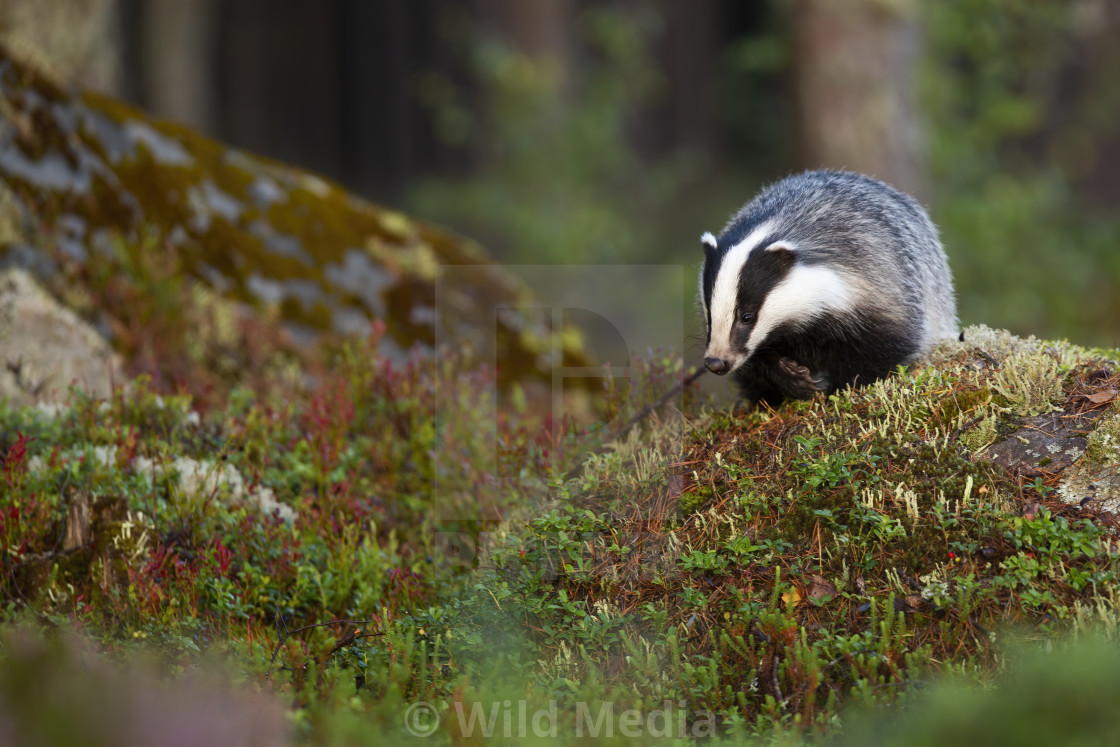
[404, 699, 716, 739]
[432, 264, 686, 509]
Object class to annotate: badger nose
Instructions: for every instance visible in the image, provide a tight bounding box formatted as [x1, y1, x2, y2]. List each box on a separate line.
[704, 357, 730, 375]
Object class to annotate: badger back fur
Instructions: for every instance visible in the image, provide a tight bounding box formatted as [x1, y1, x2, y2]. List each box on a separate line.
[699, 170, 958, 406]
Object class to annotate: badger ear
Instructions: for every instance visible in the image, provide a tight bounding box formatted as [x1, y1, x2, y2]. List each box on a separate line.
[700, 232, 718, 253]
[764, 240, 797, 254]
[764, 240, 797, 271]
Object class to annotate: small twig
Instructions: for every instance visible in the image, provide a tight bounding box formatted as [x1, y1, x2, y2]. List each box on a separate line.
[564, 365, 706, 480]
[274, 604, 289, 636]
[949, 414, 985, 443]
[770, 654, 784, 707]
[265, 617, 383, 681]
[974, 348, 999, 368]
[484, 586, 504, 612]
[613, 364, 708, 441]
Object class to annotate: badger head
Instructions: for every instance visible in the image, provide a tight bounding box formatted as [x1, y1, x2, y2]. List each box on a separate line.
[699, 223, 855, 375]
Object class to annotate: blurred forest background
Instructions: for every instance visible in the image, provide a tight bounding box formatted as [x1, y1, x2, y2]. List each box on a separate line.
[3, 0, 1119, 347]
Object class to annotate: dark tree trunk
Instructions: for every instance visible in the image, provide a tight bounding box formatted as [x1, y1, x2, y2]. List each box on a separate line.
[660, 0, 718, 154]
[216, 0, 343, 179]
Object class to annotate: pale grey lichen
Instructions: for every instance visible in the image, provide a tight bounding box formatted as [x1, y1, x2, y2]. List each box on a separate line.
[990, 350, 1064, 417]
[133, 455, 297, 523]
[1058, 410, 1120, 513]
[1086, 414, 1120, 468]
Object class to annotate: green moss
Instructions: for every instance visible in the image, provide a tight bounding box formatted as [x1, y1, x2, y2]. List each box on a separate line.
[937, 386, 991, 421]
[3, 312, 1120, 743]
[681, 486, 710, 515]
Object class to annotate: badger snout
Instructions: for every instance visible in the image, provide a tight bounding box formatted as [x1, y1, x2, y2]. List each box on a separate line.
[704, 357, 731, 375]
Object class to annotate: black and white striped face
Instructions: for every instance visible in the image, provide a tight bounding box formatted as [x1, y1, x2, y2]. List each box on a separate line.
[699, 223, 855, 375]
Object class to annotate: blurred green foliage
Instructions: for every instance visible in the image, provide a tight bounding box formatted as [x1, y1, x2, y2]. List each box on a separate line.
[924, 0, 1120, 347]
[717, 8, 791, 177]
[832, 634, 1120, 747]
[409, 5, 698, 266]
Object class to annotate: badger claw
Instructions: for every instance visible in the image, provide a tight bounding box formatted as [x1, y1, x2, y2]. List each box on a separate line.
[777, 357, 829, 396]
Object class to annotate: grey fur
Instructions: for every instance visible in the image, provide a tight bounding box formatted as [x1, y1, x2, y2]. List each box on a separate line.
[700, 170, 959, 405]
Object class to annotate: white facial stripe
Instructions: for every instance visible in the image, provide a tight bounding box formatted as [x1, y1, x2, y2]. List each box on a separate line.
[742, 264, 855, 357]
[706, 221, 774, 359]
[699, 233, 717, 327]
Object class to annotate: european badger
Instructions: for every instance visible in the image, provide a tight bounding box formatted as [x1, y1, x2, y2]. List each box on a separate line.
[699, 170, 958, 406]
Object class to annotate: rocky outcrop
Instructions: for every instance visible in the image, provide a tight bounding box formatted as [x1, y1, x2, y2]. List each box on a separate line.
[0, 268, 121, 407]
[926, 325, 1120, 514]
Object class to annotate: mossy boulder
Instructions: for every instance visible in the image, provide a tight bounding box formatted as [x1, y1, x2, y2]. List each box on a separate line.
[0, 42, 590, 389]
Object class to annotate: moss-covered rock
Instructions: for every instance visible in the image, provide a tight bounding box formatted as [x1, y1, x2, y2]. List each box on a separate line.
[1064, 403, 1120, 513]
[0, 42, 590, 389]
[926, 327, 1120, 514]
[921, 326, 1119, 502]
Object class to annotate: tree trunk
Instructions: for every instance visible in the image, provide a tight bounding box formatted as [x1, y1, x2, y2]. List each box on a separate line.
[137, 0, 219, 132]
[216, 0, 342, 178]
[790, 0, 925, 196]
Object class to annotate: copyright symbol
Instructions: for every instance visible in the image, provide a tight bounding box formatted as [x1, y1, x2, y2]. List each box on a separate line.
[404, 702, 440, 737]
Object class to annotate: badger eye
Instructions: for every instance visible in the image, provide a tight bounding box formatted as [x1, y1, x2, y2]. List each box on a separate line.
[740, 312, 754, 324]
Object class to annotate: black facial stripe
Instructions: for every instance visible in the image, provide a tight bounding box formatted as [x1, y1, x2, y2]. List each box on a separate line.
[702, 255, 719, 342]
[736, 240, 795, 318]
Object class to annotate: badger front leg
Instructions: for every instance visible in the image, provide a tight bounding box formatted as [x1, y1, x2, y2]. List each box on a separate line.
[776, 357, 830, 399]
